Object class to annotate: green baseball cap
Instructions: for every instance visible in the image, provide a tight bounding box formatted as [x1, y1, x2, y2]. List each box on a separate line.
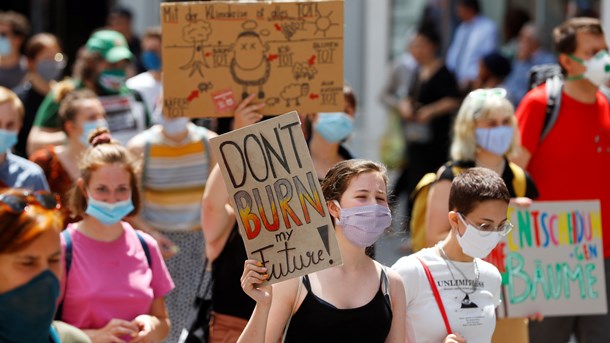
[86, 30, 133, 63]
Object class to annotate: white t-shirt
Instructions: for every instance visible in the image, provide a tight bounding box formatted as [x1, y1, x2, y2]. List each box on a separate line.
[126, 72, 162, 117]
[392, 247, 501, 343]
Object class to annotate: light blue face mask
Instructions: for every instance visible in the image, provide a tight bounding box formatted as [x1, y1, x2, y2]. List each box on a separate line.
[0, 36, 11, 56]
[0, 129, 18, 154]
[80, 119, 108, 146]
[315, 112, 354, 143]
[0, 270, 60, 343]
[159, 115, 190, 135]
[475, 126, 514, 156]
[85, 195, 134, 225]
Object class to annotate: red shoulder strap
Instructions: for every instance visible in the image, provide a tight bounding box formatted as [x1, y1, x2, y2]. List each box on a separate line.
[417, 257, 452, 335]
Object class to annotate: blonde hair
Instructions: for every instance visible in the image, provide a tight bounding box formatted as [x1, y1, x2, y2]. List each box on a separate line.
[0, 86, 24, 121]
[450, 89, 518, 161]
[68, 128, 141, 217]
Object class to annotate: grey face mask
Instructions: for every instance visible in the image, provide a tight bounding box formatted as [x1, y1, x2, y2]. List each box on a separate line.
[36, 60, 65, 82]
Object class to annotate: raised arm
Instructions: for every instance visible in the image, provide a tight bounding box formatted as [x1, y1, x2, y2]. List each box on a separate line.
[201, 164, 235, 261]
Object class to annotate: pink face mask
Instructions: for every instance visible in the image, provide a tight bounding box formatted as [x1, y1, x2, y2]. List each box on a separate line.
[333, 200, 392, 248]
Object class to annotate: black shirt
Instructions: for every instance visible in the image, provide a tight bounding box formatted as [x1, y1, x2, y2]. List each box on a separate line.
[283, 270, 393, 343]
[14, 82, 46, 158]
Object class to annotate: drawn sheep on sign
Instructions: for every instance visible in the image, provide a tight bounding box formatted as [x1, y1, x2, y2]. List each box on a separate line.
[281, 83, 309, 107]
[181, 20, 213, 77]
[293, 62, 317, 80]
[230, 20, 271, 100]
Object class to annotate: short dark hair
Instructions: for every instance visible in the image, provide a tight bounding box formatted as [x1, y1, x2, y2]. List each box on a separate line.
[457, 0, 480, 14]
[417, 20, 441, 47]
[448, 167, 510, 215]
[0, 10, 30, 38]
[109, 5, 133, 20]
[24, 33, 61, 60]
[553, 17, 604, 55]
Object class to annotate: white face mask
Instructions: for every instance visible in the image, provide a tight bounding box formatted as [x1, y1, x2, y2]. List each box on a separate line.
[160, 116, 190, 135]
[569, 50, 610, 87]
[455, 214, 501, 259]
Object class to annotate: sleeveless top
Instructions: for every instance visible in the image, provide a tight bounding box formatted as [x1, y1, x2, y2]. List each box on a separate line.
[211, 224, 256, 319]
[283, 268, 393, 343]
[141, 125, 211, 232]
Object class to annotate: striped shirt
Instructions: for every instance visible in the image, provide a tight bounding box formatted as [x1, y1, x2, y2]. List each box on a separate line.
[141, 124, 210, 232]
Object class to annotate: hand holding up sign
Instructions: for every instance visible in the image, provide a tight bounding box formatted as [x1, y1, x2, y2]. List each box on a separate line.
[241, 259, 272, 306]
[232, 94, 264, 130]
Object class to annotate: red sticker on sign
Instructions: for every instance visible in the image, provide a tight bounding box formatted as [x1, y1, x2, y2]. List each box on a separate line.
[212, 89, 237, 113]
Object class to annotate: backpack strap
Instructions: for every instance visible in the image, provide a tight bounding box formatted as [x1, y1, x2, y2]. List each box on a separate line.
[135, 231, 152, 267]
[409, 172, 438, 201]
[508, 162, 526, 198]
[62, 229, 73, 273]
[540, 75, 563, 142]
[417, 257, 452, 335]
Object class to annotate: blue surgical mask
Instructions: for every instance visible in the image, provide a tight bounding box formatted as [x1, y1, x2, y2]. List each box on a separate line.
[141, 51, 161, 71]
[86, 195, 134, 225]
[0, 270, 60, 343]
[475, 126, 514, 156]
[0, 36, 11, 56]
[0, 129, 17, 154]
[159, 115, 189, 135]
[80, 119, 108, 145]
[315, 112, 354, 143]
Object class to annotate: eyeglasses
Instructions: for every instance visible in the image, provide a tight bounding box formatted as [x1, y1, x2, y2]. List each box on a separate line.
[0, 191, 61, 214]
[459, 212, 513, 237]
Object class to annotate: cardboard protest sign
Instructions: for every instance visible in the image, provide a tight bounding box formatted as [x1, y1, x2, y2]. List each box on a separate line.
[209, 111, 342, 285]
[486, 201, 607, 318]
[161, 1, 344, 118]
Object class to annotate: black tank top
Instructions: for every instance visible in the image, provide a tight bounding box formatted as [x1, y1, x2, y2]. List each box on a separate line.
[211, 225, 256, 319]
[283, 268, 393, 343]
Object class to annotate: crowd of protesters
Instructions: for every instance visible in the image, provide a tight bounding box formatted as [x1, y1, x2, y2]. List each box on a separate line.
[1, 0, 610, 342]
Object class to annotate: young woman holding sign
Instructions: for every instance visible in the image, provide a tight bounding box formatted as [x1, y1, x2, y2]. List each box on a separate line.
[238, 159, 406, 343]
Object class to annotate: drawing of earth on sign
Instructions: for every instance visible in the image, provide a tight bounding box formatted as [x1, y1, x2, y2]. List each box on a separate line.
[181, 20, 213, 77]
[230, 20, 271, 100]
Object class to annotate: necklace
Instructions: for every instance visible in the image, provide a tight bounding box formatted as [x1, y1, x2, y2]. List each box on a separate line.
[437, 244, 479, 295]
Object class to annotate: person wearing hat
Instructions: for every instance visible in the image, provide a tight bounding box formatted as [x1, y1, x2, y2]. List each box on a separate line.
[26, 29, 151, 155]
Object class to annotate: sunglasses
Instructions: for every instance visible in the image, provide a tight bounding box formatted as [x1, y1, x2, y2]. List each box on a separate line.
[0, 191, 61, 214]
[468, 88, 507, 99]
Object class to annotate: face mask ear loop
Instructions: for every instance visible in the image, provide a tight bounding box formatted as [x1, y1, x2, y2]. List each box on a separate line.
[566, 54, 587, 81]
[456, 213, 469, 238]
